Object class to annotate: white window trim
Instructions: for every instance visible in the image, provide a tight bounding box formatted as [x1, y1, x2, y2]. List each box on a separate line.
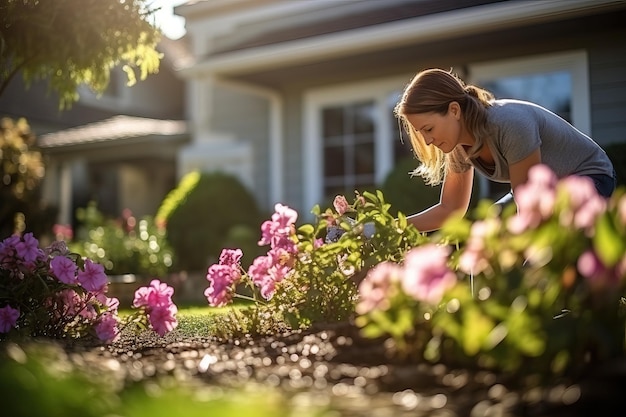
[302, 75, 410, 213]
[469, 50, 591, 135]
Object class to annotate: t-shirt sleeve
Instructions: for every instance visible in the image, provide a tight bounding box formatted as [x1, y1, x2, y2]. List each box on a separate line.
[497, 116, 542, 164]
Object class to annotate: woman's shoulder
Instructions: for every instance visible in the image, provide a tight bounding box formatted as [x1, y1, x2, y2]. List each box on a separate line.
[487, 99, 546, 124]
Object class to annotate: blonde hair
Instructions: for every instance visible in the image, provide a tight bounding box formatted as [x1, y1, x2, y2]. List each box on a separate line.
[394, 68, 494, 185]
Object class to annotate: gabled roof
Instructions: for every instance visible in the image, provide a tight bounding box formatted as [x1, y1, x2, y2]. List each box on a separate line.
[38, 115, 187, 149]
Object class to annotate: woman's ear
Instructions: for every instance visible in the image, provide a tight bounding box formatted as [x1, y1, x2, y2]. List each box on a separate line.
[448, 101, 461, 119]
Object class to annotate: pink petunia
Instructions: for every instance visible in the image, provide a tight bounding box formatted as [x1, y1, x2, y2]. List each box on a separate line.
[77, 259, 108, 292]
[333, 195, 350, 215]
[219, 248, 243, 268]
[50, 255, 78, 285]
[402, 244, 457, 305]
[577, 250, 619, 290]
[0, 305, 20, 333]
[356, 261, 401, 315]
[204, 264, 237, 307]
[148, 304, 178, 336]
[95, 313, 120, 343]
[15, 232, 44, 265]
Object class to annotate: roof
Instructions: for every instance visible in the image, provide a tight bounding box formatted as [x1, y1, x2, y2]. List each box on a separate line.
[38, 115, 188, 149]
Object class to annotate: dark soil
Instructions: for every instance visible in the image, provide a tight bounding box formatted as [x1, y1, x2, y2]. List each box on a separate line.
[62, 321, 626, 417]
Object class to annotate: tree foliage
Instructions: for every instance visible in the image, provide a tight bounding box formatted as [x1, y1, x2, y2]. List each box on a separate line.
[0, 117, 55, 238]
[0, 0, 163, 108]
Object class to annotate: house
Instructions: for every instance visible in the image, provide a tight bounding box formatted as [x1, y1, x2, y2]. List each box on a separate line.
[3, 0, 625, 229]
[0, 36, 190, 228]
[172, 0, 626, 220]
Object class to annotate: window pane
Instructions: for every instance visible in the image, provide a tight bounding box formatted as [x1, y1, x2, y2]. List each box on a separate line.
[354, 142, 375, 175]
[323, 107, 345, 138]
[353, 102, 375, 134]
[480, 71, 571, 121]
[324, 145, 345, 177]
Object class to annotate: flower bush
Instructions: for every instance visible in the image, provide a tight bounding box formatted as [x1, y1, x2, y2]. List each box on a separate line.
[204, 192, 431, 336]
[0, 233, 178, 342]
[69, 202, 174, 278]
[205, 165, 625, 382]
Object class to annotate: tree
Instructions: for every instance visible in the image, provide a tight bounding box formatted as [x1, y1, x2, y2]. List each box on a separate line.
[0, 0, 162, 108]
[0, 117, 56, 238]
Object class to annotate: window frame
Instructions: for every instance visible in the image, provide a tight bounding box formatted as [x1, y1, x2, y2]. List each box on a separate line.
[468, 50, 591, 135]
[303, 75, 409, 211]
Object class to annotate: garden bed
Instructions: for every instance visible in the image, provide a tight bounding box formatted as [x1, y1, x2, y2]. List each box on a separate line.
[60, 320, 626, 417]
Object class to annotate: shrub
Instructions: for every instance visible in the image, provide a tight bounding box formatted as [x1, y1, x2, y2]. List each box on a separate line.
[381, 157, 482, 218]
[70, 202, 173, 278]
[156, 171, 264, 272]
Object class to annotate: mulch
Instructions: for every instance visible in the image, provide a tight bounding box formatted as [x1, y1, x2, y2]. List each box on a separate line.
[58, 321, 626, 417]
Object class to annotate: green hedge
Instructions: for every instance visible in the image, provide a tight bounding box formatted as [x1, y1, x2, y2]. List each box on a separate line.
[156, 171, 264, 272]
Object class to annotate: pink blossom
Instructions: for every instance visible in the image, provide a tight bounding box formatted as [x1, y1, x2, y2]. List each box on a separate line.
[148, 304, 178, 336]
[133, 286, 151, 308]
[95, 313, 120, 343]
[96, 293, 120, 314]
[56, 289, 83, 317]
[77, 259, 108, 292]
[146, 279, 175, 307]
[0, 305, 20, 333]
[558, 176, 606, 232]
[247, 249, 293, 300]
[50, 255, 78, 285]
[508, 165, 557, 234]
[219, 248, 243, 268]
[15, 232, 44, 265]
[402, 244, 457, 305]
[577, 250, 619, 290]
[333, 195, 350, 215]
[205, 264, 238, 307]
[458, 220, 497, 275]
[356, 262, 401, 314]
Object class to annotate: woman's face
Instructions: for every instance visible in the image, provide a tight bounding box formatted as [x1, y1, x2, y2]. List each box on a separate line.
[405, 102, 464, 153]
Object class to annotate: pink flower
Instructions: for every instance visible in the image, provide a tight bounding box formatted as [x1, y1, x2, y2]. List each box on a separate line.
[205, 264, 238, 307]
[96, 293, 120, 314]
[95, 313, 120, 343]
[15, 232, 44, 265]
[457, 220, 498, 275]
[219, 248, 243, 268]
[333, 195, 350, 215]
[0, 305, 20, 333]
[577, 250, 619, 290]
[56, 289, 83, 317]
[558, 176, 606, 233]
[77, 259, 108, 292]
[50, 255, 78, 285]
[508, 165, 557, 233]
[402, 244, 457, 305]
[148, 304, 178, 336]
[247, 249, 294, 300]
[356, 261, 401, 314]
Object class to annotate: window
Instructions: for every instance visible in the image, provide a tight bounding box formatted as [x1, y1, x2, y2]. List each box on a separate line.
[469, 51, 590, 199]
[322, 102, 376, 198]
[303, 76, 409, 212]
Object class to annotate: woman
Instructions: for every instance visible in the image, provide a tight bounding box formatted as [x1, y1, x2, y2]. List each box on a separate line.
[395, 68, 616, 232]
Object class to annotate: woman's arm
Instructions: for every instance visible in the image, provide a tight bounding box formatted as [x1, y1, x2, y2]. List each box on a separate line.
[406, 166, 474, 232]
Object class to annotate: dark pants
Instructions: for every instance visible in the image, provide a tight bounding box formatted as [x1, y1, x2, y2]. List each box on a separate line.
[493, 170, 617, 210]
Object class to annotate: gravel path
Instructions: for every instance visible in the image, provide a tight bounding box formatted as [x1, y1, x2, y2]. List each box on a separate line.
[61, 321, 625, 417]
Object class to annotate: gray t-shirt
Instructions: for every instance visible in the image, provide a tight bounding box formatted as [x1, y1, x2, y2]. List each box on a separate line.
[470, 99, 613, 183]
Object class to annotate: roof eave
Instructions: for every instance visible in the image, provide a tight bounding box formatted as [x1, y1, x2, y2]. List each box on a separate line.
[178, 0, 625, 78]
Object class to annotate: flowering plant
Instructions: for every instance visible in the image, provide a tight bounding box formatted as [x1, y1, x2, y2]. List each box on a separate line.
[0, 233, 178, 343]
[356, 165, 626, 379]
[204, 191, 431, 336]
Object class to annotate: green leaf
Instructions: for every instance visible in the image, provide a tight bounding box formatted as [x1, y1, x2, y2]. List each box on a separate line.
[593, 212, 625, 267]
